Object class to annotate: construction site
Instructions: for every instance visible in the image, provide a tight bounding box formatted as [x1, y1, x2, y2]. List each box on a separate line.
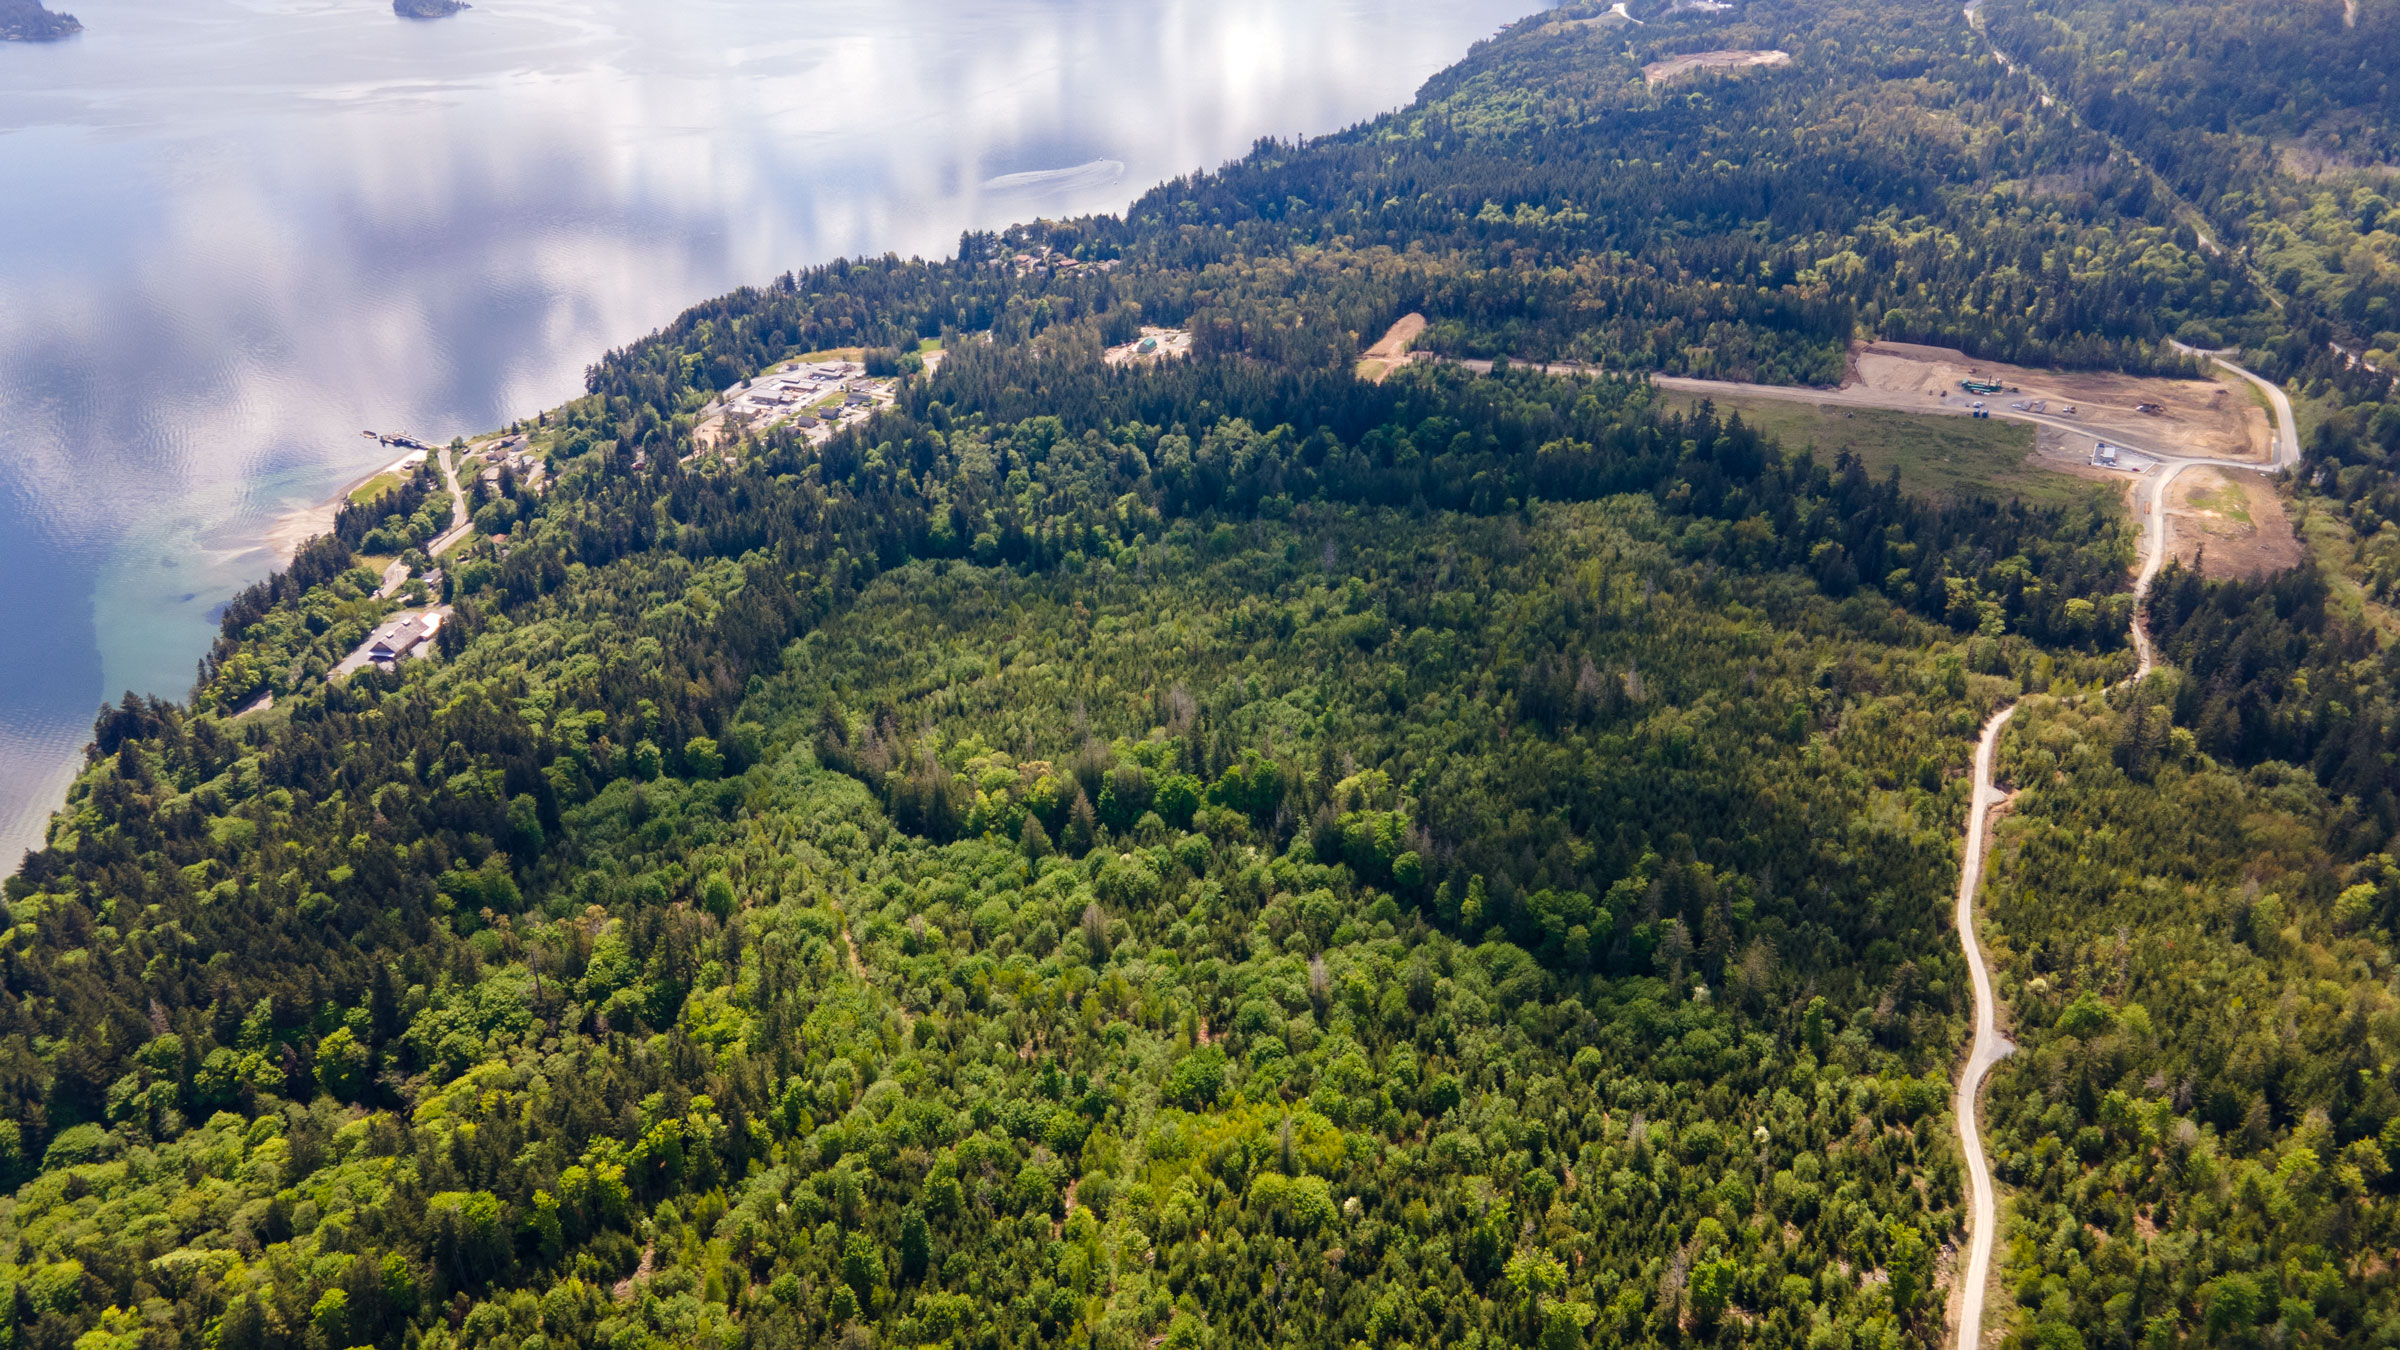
[1853, 341, 2272, 464]
[1104, 326, 1194, 366]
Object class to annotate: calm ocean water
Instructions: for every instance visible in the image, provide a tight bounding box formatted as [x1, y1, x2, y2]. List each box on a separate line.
[0, 0, 1549, 870]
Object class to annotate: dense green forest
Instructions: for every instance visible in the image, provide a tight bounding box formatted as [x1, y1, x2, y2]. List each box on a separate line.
[7, 0, 2400, 1348]
[1979, 677, 2400, 1349]
[1979, 0, 2400, 358]
[0, 345, 2153, 1350]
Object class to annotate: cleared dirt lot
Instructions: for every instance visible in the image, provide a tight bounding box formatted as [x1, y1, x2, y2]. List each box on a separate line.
[1643, 50, 1790, 85]
[2164, 467, 2302, 579]
[1357, 313, 1428, 383]
[1853, 341, 2269, 464]
[1104, 326, 1194, 367]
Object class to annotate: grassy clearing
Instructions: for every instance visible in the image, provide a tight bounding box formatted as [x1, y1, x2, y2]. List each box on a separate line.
[2187, 481, 2255, 524]
[1659, 392, 2103, 510]
[787, 346, 867, 366]
[347, 472, 403, 506]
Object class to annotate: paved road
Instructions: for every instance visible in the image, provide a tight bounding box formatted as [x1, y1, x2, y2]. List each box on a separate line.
[2173, 345, 2301, 472]
[1433, 358, 2288, 470]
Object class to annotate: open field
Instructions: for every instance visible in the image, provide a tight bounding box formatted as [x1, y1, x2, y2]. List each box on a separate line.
[1657, 391, 2110, 510]
[2165, 467, 2302, 579]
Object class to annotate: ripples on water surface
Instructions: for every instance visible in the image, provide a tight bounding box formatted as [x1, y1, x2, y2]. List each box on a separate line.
[0, 0, 1550, 868]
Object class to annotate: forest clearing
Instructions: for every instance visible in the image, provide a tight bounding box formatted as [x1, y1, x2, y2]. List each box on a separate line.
[1851, 342, 2273, 462]
[2161, 465, 2302, 579]
[1651, 391, 2112, 509]
[1355, 312, 1427, 382]
[1640, 49, 1791, 84]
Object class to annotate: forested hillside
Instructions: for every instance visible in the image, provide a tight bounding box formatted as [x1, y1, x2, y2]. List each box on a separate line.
[4, 0, 2400, 1348]
[0, 338, 2150, 1349]
[1979, 678, 2400, 1349]
[1979, 0, 2400, 362]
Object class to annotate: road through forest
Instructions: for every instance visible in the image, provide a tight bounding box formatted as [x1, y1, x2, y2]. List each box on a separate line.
[1947, 367, 2290, 1350]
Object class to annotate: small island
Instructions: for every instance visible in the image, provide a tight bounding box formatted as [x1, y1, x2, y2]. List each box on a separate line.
[392, 0, 467, 17]
[0, 0, 83, 41]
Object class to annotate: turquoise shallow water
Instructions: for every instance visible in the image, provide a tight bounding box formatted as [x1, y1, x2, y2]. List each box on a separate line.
[0, 0, 1550, 870]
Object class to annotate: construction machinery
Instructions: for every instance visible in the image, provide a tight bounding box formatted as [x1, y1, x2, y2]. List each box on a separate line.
[1960, 377, 2005, 395]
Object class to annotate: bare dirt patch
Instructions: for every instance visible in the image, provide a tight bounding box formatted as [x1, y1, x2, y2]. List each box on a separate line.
[1643, 49, 1791, 85]
[2029, 425, 2131, 484]
[2165, 468, 2302, 579]
[1357, 313, 1428, 383]
[1853, 341, 2268, 463]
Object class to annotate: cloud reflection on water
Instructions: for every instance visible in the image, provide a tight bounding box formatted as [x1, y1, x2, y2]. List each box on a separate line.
[0, 0, 1550, 867]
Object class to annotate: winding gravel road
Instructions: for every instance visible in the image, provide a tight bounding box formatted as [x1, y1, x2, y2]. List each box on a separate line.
[1949, 355, 2293, 1350]
[1425, 342, 2303, 1350]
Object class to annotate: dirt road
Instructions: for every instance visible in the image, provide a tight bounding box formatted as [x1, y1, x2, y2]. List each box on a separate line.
[427, 443, 473, 558]
[1951, 447, 2215, 1350]
[1952, 701, 2018, 1350]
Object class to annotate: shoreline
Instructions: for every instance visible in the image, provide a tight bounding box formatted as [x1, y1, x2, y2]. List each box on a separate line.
[1, 443, 440, 881]
[258, 444, 430, 572]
